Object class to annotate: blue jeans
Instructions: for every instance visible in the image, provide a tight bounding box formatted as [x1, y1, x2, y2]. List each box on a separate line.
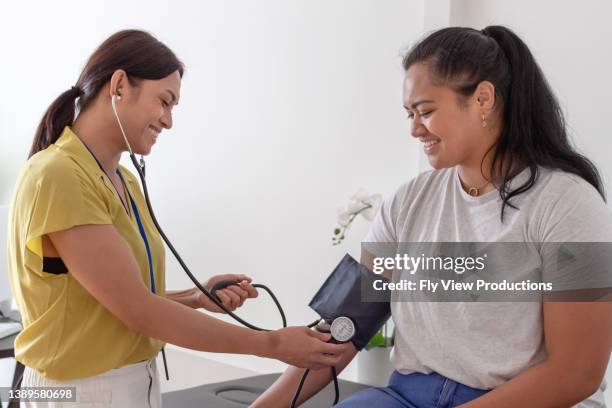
[334, 371, 489, 408]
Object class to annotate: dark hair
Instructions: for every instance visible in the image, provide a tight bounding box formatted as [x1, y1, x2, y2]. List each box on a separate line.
[403, 25, 605, 220]
[29, 29, 184, 158]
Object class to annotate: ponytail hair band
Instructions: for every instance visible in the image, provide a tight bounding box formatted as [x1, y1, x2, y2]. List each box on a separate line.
[70, 85, 84, 97]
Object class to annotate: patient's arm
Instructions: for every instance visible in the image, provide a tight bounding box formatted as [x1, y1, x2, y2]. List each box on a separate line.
[251, 343, 358, 408]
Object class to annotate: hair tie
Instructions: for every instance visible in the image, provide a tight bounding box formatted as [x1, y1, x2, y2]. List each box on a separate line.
[70, 85, 84, 97]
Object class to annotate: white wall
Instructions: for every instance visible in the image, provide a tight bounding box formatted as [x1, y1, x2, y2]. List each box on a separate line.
[0, 0, 422, 374]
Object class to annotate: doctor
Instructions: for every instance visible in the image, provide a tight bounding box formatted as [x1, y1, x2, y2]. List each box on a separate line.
[8, 29, 350, 407]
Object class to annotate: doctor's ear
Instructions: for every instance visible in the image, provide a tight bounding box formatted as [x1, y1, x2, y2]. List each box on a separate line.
[108, 69, 130, 101]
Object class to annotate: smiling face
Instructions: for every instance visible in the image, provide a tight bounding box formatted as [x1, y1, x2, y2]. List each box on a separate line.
[403, 63, 495, 170]
[117, 70, 181, 155]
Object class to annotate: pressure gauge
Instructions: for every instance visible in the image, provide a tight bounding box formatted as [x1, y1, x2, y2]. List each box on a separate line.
[330, 316, 355, 343]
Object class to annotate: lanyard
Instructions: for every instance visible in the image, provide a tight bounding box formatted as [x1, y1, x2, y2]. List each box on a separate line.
[117, 171, 156, 293]
[81, 142, 157, 294]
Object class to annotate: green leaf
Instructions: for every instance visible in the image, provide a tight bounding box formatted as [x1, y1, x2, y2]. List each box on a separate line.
[367, 331, 385, 348]
[334, 228, 341, 235]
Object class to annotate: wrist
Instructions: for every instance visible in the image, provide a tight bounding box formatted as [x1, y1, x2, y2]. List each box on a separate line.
[190, 288, 204, 308]
[253, 330, 279, 359]
[166, 287, 201, 309]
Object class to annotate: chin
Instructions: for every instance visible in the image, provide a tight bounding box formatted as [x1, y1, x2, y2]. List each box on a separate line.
[427, 156, 454, 170]
[132, 144, 153, 156]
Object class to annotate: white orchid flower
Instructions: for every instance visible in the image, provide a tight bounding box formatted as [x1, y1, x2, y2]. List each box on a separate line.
[333, 189, 382, 245]
[351, 188, 373, 203]
[346, 199, 367, 214]
[337, 208, 352, 228]
[360, 194, 382, 221]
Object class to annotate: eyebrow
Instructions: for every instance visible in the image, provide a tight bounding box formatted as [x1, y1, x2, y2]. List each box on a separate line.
[403, 99, 434, 110]
[165, 89, 179, 106]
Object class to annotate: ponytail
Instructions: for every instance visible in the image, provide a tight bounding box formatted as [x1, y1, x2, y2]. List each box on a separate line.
[29, 86, 83, 158]
[481, 26, 605, 219]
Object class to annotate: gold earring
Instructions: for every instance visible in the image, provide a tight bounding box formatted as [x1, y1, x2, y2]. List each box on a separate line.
[481, 114, 487, 128]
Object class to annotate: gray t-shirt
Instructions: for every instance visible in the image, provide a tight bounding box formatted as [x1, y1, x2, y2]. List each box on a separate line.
[365, 165, 612, 406]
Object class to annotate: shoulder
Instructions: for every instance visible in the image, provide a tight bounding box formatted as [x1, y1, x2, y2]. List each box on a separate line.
[19, 147, 82, 187]
[531, 167, 611, 241]
[535, 167, 604, 199]
[531, 167, 607, 214]
[388, 167, 453, 207]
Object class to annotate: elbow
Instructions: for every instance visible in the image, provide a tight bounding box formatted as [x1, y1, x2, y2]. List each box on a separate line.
[573, 372, 604, 401]
[551, 360, 606, 403]
[120, 292, 154, 335]
[124, 311, 146, 334]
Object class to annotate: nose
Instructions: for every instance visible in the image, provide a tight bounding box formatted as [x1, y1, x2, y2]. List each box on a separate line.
[410, 116, 427, 139]
[160, 110, 173, 130]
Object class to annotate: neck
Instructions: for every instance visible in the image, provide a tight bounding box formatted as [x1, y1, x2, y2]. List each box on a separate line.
[457, 154, 526, 196]
[455, 122, 505, 195]
[457, 165, 493, 189]
[456, 151, 498, 195]
[72, 109, 124, 175]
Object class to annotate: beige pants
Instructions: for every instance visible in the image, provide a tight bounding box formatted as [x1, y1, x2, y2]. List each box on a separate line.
[19, 358, 161, 407]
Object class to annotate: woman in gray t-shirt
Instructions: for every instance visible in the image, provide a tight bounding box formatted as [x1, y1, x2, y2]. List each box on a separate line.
[254, 25, 611, 408]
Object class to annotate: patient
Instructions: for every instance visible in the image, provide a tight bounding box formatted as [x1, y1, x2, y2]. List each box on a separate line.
[253, 25, 612, 407]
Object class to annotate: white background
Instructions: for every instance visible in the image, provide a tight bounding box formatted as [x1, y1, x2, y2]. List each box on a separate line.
[1, 0, 610, 400]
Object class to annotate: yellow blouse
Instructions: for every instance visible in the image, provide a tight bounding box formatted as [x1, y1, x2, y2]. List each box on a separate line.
[8, 126, 166, 380]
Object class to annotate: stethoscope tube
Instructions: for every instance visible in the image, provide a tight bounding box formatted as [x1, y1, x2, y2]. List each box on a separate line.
[128, 152, 296, 331]
[131, 154, 347, 407]
[131, 154, 346, 407]
[290, 364, 340, 408]
[112, 94, 338, 406]
[111, 93, 300, 330]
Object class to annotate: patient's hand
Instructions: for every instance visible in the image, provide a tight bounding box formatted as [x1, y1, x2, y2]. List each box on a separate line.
[196, 274, 259, 313]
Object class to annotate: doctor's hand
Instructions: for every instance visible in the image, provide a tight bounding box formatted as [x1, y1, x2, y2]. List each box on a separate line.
[196, 274, 259, 313]
[267, 327, 353, 370]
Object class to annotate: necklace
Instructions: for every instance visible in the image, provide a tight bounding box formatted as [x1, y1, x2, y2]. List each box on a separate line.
[467, 181, 491, 196]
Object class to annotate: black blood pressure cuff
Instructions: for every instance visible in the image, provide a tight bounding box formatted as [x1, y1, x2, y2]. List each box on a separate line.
[308, 253, 391, 351]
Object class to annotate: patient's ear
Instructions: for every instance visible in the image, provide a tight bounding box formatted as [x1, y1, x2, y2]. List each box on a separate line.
[474, 80, 496, 111]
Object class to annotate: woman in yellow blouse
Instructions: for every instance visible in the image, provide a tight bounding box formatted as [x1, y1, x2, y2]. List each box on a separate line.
[7, 29, 349, 407]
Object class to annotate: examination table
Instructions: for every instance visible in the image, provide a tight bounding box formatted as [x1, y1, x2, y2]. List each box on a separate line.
[162, 372, 369, 407]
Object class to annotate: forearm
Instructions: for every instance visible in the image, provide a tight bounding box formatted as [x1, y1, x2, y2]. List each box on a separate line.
[459, 359, 601, 408]
[166, 287, 200, 308]
[252, 345, 358, 407]
[134, 290, 273, 357]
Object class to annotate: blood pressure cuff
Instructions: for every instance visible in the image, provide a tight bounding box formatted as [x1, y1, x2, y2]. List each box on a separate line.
[309, 253, 391, 351]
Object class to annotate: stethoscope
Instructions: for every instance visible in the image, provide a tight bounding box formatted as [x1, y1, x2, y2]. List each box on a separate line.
[105, 93, 354, 407]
